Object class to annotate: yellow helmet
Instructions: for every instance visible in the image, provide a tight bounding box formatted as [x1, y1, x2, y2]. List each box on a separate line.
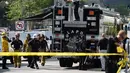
[1, 32, 6, 36]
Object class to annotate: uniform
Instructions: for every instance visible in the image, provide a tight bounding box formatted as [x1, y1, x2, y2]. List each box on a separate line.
[105, 37, 121, 73]
[23, 38, 32, 67]
[1, 36, 9, 69]
[29, 38, 40, 69]
[11, 39, 23, 68]
[86, 39, 98, 52]
[39, 39, 48, 66]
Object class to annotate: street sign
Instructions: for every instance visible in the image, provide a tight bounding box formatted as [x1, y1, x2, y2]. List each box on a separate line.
[15, 21, 24, 30]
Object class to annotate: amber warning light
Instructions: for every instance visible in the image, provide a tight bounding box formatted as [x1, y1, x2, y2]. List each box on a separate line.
[58, 10, 63, 15]
[89, 10, 94, 15]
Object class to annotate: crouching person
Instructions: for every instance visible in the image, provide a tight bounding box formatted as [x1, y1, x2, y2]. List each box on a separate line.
[11, 33, 23, 68]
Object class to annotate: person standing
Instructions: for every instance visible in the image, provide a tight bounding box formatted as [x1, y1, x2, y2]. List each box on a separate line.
[11, 33, 23, 68]
[23, 34, 32, 67]
[98, 33, 108, 71]
[105, 30, 126, 73]
[1, 32, 9, 69]
[29, 34, 40, 69]
[39, 34, 49, 66]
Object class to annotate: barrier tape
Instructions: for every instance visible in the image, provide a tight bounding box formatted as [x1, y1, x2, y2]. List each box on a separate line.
[0, 52, 122, 56]
[0, 52, 129, 73]
[117, 52, 130, 73]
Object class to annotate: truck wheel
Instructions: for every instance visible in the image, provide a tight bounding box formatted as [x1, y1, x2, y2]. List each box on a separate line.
[66, 58, 73, 67]
[59, 58, 66, 67]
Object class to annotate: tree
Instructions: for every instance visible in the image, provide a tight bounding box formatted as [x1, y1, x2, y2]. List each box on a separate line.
[111, 5, 130, 16]
[7, 0, 53, 20]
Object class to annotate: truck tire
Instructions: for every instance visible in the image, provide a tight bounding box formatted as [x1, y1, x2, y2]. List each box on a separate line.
[66, 58, 73, 67]
[59, 58, 66, 67]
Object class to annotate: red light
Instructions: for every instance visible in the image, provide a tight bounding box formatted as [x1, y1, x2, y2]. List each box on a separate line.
[89, 10, 94, 15]
[55, 33, 60, 36]
[55, 38, 60, 40]
[58, 10, 62, 15]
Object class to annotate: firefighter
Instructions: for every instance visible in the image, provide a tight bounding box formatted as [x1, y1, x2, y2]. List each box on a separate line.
[39, 34, 49, 66]
[98, 33, 108, 71]
[29, 34, 40, 69]
[1, 32, 9, 69]
[23, 34, 32, 67]
[11, 33, 23, 68]
[105, 30, 126, 73]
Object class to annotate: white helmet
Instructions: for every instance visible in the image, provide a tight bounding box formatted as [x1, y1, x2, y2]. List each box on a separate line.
[32, 34, 37, 38]
[15, 33, 20, 37]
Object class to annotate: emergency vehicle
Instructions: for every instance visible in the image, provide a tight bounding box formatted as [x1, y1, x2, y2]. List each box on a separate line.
[52, 0, 103, 70]
[23, 0, 104, 70]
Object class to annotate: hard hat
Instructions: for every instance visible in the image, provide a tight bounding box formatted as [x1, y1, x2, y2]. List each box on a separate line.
[1, 32, 6, 36]
[32, 34, 37, 38]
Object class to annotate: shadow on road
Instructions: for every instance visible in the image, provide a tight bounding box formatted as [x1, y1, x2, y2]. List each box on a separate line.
[66, 66, 102, 72]
[0, 69, 10, 73]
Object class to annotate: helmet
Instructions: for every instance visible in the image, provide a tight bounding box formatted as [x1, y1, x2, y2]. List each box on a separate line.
[32, 34, 37, 39]
[2, 32, 6, 36]
[15, 33, 20, 37]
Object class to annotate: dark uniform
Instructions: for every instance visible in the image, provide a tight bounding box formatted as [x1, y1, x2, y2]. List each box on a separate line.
[29, 38, 40, 69]
[39, 39, 48, 66]
[86, 39, 98, 52]
[11, 39, 23, 68]
[105, 37, 121, 73]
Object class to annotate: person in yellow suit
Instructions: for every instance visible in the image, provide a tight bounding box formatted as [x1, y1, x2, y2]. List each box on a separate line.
[11, 33, 23, 68]
[1, 32, 9, 69]
[23, 34, 32, 67]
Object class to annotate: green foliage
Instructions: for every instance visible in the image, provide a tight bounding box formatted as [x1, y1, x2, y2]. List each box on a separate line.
[111, 5, 130, 16]
[7, 0, 53, 20]
[106, 26, 117, 36]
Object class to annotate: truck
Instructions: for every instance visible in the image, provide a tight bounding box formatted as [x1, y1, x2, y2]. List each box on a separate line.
[52, 0, 103, 70]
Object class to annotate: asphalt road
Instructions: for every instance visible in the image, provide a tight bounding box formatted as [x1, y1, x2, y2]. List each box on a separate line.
[0, 57, 106, 73]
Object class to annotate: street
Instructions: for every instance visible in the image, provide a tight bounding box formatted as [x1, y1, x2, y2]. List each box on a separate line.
[0, 57, 104, 73]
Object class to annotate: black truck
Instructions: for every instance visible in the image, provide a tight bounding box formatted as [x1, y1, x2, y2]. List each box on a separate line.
[52, 1, 103, 70]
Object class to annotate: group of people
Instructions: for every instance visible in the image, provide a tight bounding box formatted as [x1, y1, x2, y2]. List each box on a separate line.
[83, 30, 128, 73]
[1, 32, 49, 69]
[1, 30, 128, 73]
[97, 30, 128, 73]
